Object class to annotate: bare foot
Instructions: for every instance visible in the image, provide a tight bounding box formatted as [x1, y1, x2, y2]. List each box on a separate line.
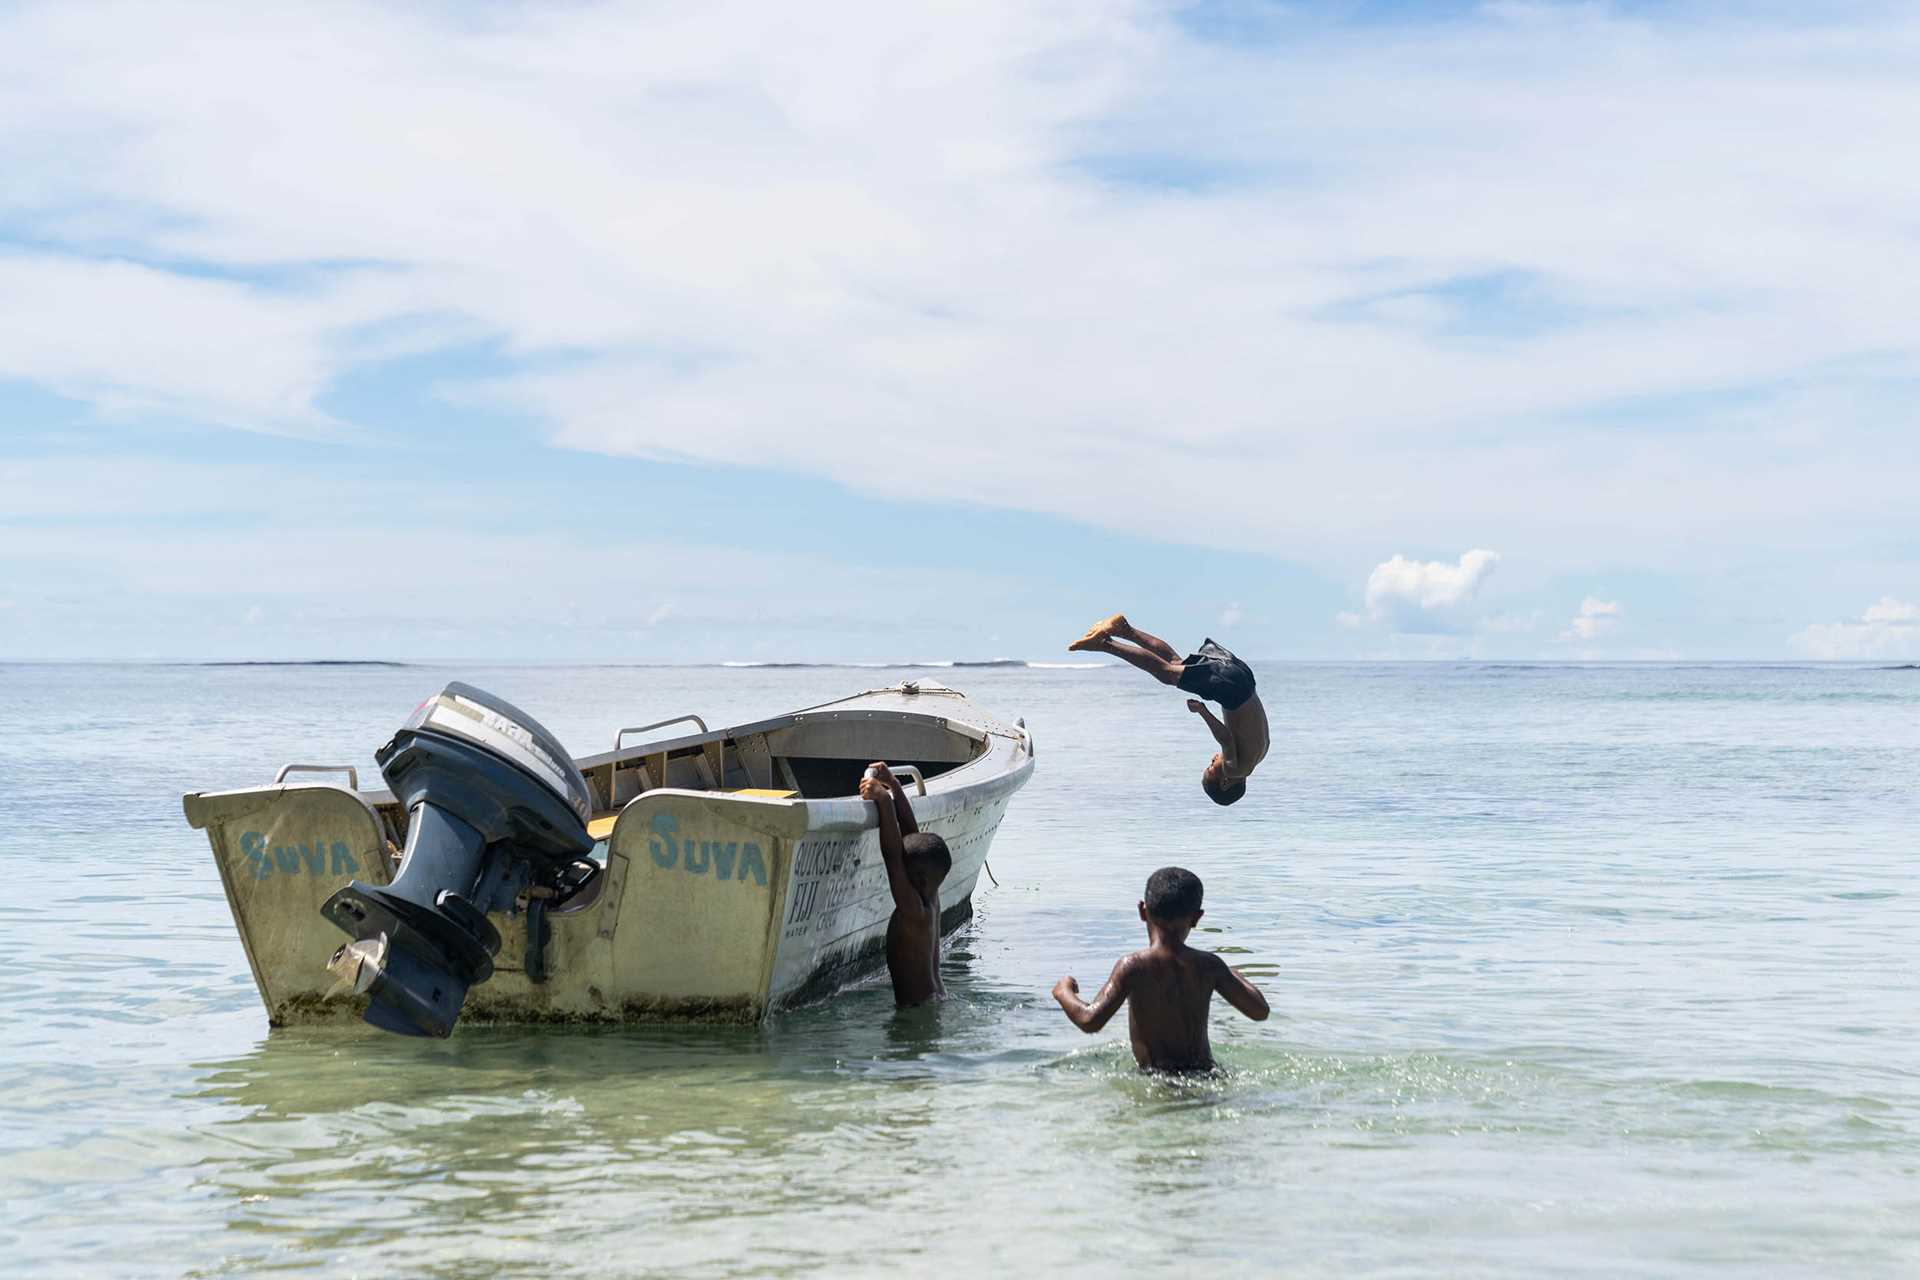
[1067, 613, 1128, 652]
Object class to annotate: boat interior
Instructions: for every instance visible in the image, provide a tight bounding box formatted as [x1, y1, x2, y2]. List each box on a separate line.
[352, 704, 989, 852]
[571, 708, 987, 835]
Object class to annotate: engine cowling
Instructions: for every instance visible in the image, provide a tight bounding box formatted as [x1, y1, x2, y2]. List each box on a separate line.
[320, 682, 594, 1037]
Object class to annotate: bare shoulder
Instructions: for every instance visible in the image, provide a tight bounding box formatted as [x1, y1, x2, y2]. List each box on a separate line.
[1180, 947, 1231, 982]
[1110, 949, 1158, 983]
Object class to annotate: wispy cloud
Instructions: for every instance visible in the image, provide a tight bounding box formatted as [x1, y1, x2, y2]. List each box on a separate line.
[1863, 597, 1920, 625]
[1561, 596, 1621, 642]
[1791, 597, 1920, 660]
[4, 2, 1919, 660]
[0, 253, 364, 435]
[0, 464, 1027, 660]
[0, 0, 1915, 573]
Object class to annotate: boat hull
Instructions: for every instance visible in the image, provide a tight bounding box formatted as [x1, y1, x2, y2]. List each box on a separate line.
[183, 684, 1032, 1027]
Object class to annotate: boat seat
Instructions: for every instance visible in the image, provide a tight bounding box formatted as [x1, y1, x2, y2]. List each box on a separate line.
[728, 788, 796, 799]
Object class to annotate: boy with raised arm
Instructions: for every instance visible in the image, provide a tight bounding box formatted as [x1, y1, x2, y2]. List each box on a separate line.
[1052, 866, 1269, 1073]
[858, 762, 953, 1007]
[1069, 613, 1269, 806]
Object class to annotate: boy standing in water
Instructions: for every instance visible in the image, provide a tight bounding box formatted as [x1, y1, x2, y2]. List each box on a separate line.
[859, 762, 952, 1007]
[1051, 866, 1269, 1073]
[1069, 613, 1269, 805]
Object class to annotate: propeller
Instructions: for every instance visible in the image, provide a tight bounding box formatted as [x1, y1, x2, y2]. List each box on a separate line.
[324, 933, 389, 999]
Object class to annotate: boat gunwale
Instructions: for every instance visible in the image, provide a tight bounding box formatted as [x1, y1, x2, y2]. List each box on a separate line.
[602, 733, 1034, 838]
[185, 686, 1034, 825]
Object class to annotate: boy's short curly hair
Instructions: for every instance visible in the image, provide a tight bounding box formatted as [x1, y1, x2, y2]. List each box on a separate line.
[903, 831, 951, 882]
[1143, 866, 1204, 920]
[1203, 772, 1246, 806]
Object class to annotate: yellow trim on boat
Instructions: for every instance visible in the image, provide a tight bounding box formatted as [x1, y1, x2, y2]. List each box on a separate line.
[588, 788, 795, 840]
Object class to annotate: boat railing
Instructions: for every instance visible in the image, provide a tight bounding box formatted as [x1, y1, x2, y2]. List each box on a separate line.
[273, 763, 361, 790]
[600, 715, 716, 806]
[614, 715, 709, 752]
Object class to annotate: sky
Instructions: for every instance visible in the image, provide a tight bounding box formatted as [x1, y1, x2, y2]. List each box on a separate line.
[1, 0, 1916, 663]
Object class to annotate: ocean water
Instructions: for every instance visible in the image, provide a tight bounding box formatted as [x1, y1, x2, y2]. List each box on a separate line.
[1, 661, 1916, 1277]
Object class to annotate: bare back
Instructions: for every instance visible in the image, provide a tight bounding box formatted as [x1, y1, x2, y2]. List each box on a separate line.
[1119, 944, 1231, 1072]
[1223, 690, 1270, 779]
[1053, 913, 1270, 1068]
[885, 895, 943, 1007]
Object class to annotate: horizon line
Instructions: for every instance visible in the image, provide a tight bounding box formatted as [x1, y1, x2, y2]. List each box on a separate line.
[1, 658, 1914, 669]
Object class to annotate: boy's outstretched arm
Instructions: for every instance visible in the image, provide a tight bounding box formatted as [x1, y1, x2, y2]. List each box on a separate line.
[1212, 956, 1270, 1021]
[1052, 957, 1133, 1032]
[860, 775, 922, 913]
[866, 761, 918, 836]
[1187, 700, 1239, 764]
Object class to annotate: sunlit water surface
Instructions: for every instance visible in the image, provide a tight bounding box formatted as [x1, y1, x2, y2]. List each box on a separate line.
[2, 662, 1916, 1276]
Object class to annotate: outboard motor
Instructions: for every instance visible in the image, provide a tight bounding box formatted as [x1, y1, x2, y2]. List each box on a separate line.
[320, 683, 595, 1037]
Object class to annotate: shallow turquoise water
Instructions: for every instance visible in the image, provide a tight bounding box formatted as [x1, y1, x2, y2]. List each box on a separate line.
[2, 662, 1916, 1276]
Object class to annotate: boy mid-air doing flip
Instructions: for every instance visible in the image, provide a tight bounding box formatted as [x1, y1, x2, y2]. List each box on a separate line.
[1069, 613, 1269, 806]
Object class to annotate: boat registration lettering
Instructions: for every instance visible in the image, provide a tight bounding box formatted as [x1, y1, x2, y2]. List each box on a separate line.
[647, 814, 769, 887]
[783, 836, 863, 933]
[237, 830, 360, 880]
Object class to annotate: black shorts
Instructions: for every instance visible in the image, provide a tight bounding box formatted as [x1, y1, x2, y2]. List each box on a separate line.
[1176, 639, 1256, 711]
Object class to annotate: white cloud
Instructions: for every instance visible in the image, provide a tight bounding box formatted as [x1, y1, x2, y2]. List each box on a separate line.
[1862, 597, 1920, 625]
[1363, 549, 1499, 631]
[1220, 601, 1242, 628]
[0, 253, 377, 435]
[645, 601, 675, 628]
[0, 2, 1915, 573]
[1560, 596, 1621, 642]
[1791, 597, 1920, 660]
[242, 604, 264, 626]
